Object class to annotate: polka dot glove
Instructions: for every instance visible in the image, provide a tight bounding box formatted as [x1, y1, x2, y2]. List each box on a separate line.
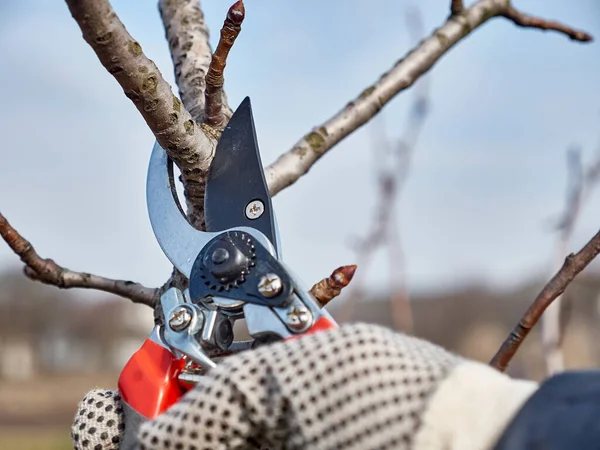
[73, 323, 538, 450]
[72, 389, 125, 449]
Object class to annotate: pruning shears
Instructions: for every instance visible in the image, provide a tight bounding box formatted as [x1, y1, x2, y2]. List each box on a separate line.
[116, 98, 338, 443]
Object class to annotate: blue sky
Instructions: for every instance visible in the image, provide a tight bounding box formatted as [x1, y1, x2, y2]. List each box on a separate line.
[0, 0, 598, 299]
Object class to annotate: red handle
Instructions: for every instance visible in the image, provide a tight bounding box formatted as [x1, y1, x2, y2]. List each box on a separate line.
[118, 339, 188, 419]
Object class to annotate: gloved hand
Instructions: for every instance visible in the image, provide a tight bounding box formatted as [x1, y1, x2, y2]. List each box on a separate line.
[72, 323, 538, 450]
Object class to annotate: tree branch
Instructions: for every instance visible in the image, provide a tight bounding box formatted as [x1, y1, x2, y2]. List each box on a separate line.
[204, 1, 245, 129]
[264, 0, 593, 196]
[0, 212, 156, 307]
[159, 0, 213, 123]
[65, 0, 217, 227]
[489, 228, 600, 372]
[502, 6, 594, 42]
[158, 0, 234, 125]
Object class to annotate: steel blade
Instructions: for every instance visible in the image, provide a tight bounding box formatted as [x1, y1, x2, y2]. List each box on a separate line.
[204, 97, 279, 254]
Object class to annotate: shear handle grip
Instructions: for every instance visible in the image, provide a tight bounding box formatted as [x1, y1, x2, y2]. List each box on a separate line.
[118, 338, 187, 420]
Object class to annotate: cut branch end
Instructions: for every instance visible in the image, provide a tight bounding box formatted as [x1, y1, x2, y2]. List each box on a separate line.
[310, 265, 357, 306]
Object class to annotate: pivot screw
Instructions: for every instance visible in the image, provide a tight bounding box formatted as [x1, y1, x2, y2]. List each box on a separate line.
[245, 200, 265, 220]
[211, 248, 229, 265]
[168, 306, 192, 331]
[258, 273, 283, 298]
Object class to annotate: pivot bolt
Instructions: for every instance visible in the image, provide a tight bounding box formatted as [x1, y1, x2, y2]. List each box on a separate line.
[168, 306, 192, 331]
[245, 200, 265, 220]
[211, 248, 229, 265]
[258, 273, 283, 298]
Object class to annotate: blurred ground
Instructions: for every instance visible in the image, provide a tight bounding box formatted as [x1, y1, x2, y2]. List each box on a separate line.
[0, 373, 117, 450]
[0, 428, 72, 450]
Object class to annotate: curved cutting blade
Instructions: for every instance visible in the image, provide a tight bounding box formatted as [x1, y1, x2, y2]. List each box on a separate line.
[146, 141, 213, 278]
[204, 97, 279, 255]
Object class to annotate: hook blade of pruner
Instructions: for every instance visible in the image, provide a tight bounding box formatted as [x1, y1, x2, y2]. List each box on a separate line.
[146, 141, 215, 278]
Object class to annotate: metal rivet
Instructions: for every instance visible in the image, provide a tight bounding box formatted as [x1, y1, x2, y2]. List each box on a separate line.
[257, 273, 283, 298]
[245, 200, 265, 220]
[168, 306, 192, 331]
[284, 305, 311, 331]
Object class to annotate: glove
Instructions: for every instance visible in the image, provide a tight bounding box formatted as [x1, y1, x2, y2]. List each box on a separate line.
[72, 323, 538, 450]
[71, 389, 125, 449]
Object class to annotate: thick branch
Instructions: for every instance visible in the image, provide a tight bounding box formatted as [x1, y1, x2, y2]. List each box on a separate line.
[65, 0, 217, 226]
[489, 228, 600, 372]
[158, 0, 211, 123]
[0, 212, 156, 307]
[264, 0, 593, 195]
[309, 265, 357, 306]
[204, 1, 245, 128]
[158, 0, 232, 124]
[502, 6, 593, 42]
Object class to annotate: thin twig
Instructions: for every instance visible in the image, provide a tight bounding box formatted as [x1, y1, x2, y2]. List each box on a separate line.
[489, 228, 600, 372]
[451, 0, 464, 16]
[264, 0, 592, 196]
[204, 1, 245, 129]
[0, 212, 156, 307]
[159, 0, 232, 123]
[309, 265, 357, 306]
[541, 141, 600, 375]
[503, 6, 594, 42]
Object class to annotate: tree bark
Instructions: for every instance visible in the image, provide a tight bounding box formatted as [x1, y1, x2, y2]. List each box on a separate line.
[158, 0, 233, 124]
